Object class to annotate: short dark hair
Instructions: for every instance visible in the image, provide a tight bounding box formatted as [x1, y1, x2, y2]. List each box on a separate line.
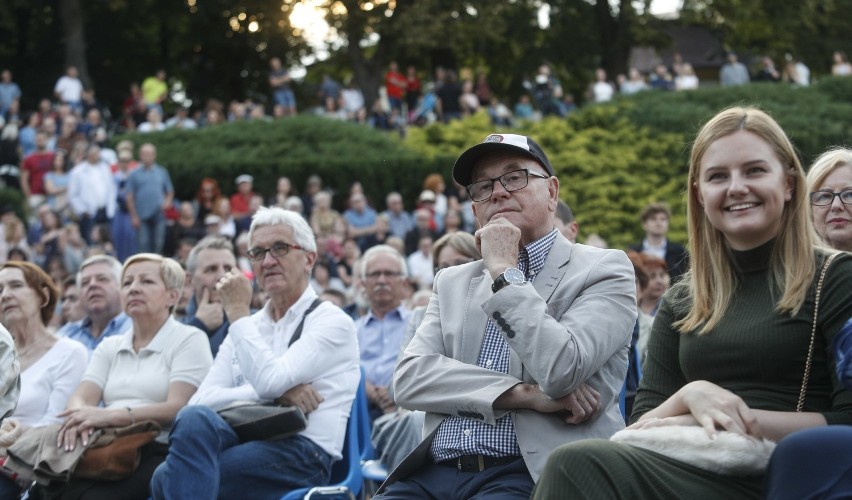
[555, 201, 575, 224]
[640, 202, 670, 222]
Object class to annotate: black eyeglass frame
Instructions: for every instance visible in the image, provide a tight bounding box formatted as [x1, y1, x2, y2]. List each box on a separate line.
[810, 189, 852, 206]
[465, 168, 550, 203]
[246, 241, 305, 262]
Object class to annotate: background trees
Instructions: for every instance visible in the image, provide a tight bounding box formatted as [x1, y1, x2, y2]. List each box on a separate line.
[0, 0, 849, 115]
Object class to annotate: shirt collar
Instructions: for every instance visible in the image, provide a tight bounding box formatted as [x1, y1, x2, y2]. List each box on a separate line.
[364, 305, 408, 324]
[116, 316, 177, 353]
[258, 285, 319, 326]
[520, 229, 558, 280]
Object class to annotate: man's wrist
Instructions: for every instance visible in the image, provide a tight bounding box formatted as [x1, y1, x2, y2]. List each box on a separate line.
[225, 306, 251, 322]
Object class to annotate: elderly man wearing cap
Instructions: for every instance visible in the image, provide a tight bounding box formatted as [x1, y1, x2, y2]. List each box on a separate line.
[377, 133, 637, 498]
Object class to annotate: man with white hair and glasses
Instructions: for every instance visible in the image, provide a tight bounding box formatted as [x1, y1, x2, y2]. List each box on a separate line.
[151, 207, 360, 499]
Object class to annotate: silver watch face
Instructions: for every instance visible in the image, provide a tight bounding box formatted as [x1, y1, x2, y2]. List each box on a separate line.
[504, 267, 525, 285]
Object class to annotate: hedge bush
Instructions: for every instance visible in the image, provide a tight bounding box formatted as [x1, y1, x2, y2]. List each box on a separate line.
[405, 77, 852, 248]
[114, 116, 451, 212]
[406, 109, 688, 248]
[618, 76, 852, 164]
[114, 77, 851, 250]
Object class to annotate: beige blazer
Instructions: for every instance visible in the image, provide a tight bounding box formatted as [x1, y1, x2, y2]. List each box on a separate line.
[384, 234, 637, 487]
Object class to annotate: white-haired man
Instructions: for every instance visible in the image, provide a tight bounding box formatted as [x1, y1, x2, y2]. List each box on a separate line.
[152, 207, 360, 499]
[357, 244, 410, 419]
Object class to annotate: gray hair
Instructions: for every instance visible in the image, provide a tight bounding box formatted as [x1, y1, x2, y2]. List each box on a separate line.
[186, 236, 235, 274]
[361, 244, 408, 280]
[249, 206, 317, 252]
[77, 255, 122, 287]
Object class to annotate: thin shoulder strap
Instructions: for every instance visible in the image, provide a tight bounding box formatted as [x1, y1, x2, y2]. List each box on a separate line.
[288, 298, 324, 347]
[798, 253, 839, 412]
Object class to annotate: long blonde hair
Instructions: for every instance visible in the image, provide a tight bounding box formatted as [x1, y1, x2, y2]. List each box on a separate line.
[676, 106, 817, 334]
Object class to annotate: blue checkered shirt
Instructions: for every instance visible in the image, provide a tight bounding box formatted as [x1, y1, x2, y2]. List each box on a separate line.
[430, 229, 559, 462]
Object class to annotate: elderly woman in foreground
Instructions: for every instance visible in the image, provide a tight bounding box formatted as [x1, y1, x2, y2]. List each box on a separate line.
[42, 254, 213, 500]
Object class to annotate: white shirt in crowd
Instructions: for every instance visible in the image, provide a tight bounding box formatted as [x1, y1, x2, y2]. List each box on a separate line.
[12, 337, 88, 427]
[68, 159, 117, 218]
[54, 76, 83, 103]
[190, 286, 360, 460]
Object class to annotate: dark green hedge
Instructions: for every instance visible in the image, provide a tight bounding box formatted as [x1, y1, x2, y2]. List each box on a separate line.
[114, 116, 451, 211]
[618, 76, 852, 165]
[405, 77, 852, 248]
[112, 78, 852, 249]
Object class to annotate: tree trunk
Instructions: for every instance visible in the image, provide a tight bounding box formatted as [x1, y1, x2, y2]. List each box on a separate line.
[58, 0, 93, 89]
[595, 0, 633, 78]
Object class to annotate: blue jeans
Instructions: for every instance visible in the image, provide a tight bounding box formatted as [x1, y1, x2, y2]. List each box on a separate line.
[274, 89, 296, 109]
[137, 211, 166, 254]
[150, 405, 332, 500]
[764, 425, 852, 500]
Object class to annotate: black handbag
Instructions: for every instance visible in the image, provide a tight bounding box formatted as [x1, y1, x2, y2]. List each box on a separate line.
[216, 298, 322, 442]
[217, 403, 307, 443]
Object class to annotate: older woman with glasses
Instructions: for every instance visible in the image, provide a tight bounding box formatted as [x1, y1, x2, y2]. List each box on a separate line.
[763, 147, 852, 500]
[806, 148, 852, 251]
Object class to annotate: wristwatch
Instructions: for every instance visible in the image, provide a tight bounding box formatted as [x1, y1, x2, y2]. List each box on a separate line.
[492, 267, 526, 293]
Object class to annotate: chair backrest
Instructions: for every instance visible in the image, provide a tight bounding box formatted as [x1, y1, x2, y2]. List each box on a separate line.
[279, 368, 364, 500]
[355, 367, 376, 462]
[327, 369, 364, 485]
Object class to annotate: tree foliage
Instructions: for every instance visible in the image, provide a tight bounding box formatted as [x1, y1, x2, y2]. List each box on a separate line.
[680, 0, 852, 73]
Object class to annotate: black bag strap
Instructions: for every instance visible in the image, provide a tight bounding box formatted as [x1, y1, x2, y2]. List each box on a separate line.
[288, 298, 323, 347]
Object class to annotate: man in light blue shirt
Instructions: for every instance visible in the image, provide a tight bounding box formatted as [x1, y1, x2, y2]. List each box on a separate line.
[58, 255, 130, 352]
[126, 143, 174, 254]
[343, 192, 377, 251]
[356, 245, 410, 420]
[382, 192, 415, 239]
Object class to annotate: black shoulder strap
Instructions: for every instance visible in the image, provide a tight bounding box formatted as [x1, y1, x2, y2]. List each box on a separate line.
[288, 298, 323, 347]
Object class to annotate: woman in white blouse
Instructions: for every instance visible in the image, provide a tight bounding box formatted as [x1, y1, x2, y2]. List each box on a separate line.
[46, 254, 213, 500]
[0, 261, 87, 498]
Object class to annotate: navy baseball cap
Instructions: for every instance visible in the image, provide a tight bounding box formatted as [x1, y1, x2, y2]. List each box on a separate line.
[452, 133, 555, 186]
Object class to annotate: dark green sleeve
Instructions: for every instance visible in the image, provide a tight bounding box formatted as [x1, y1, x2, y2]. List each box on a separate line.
[630, 282, 690, 424]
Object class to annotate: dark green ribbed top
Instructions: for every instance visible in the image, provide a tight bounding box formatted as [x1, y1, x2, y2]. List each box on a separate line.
[634, 240, 852, 425]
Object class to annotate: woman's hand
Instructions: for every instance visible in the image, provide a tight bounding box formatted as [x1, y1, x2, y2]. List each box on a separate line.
[677, 380, 762, 438]
[56, 407, 121, 450]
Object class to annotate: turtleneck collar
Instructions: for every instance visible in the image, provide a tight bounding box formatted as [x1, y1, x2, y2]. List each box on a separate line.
[730, 238, 775, 273]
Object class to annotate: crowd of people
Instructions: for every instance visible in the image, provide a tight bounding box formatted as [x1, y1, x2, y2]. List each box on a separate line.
[0, 52, 851, 499]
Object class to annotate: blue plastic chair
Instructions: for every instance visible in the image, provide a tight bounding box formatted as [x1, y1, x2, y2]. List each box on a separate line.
[355, 373, 389, 495]
[280, 370, 364, 500]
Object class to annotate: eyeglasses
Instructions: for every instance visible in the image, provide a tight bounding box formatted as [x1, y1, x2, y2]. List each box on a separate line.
[246, 241, 305, 262]
[365, 270, 402, 280]
[810, 190, 852, 206]
[466, 169, 550, 202]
